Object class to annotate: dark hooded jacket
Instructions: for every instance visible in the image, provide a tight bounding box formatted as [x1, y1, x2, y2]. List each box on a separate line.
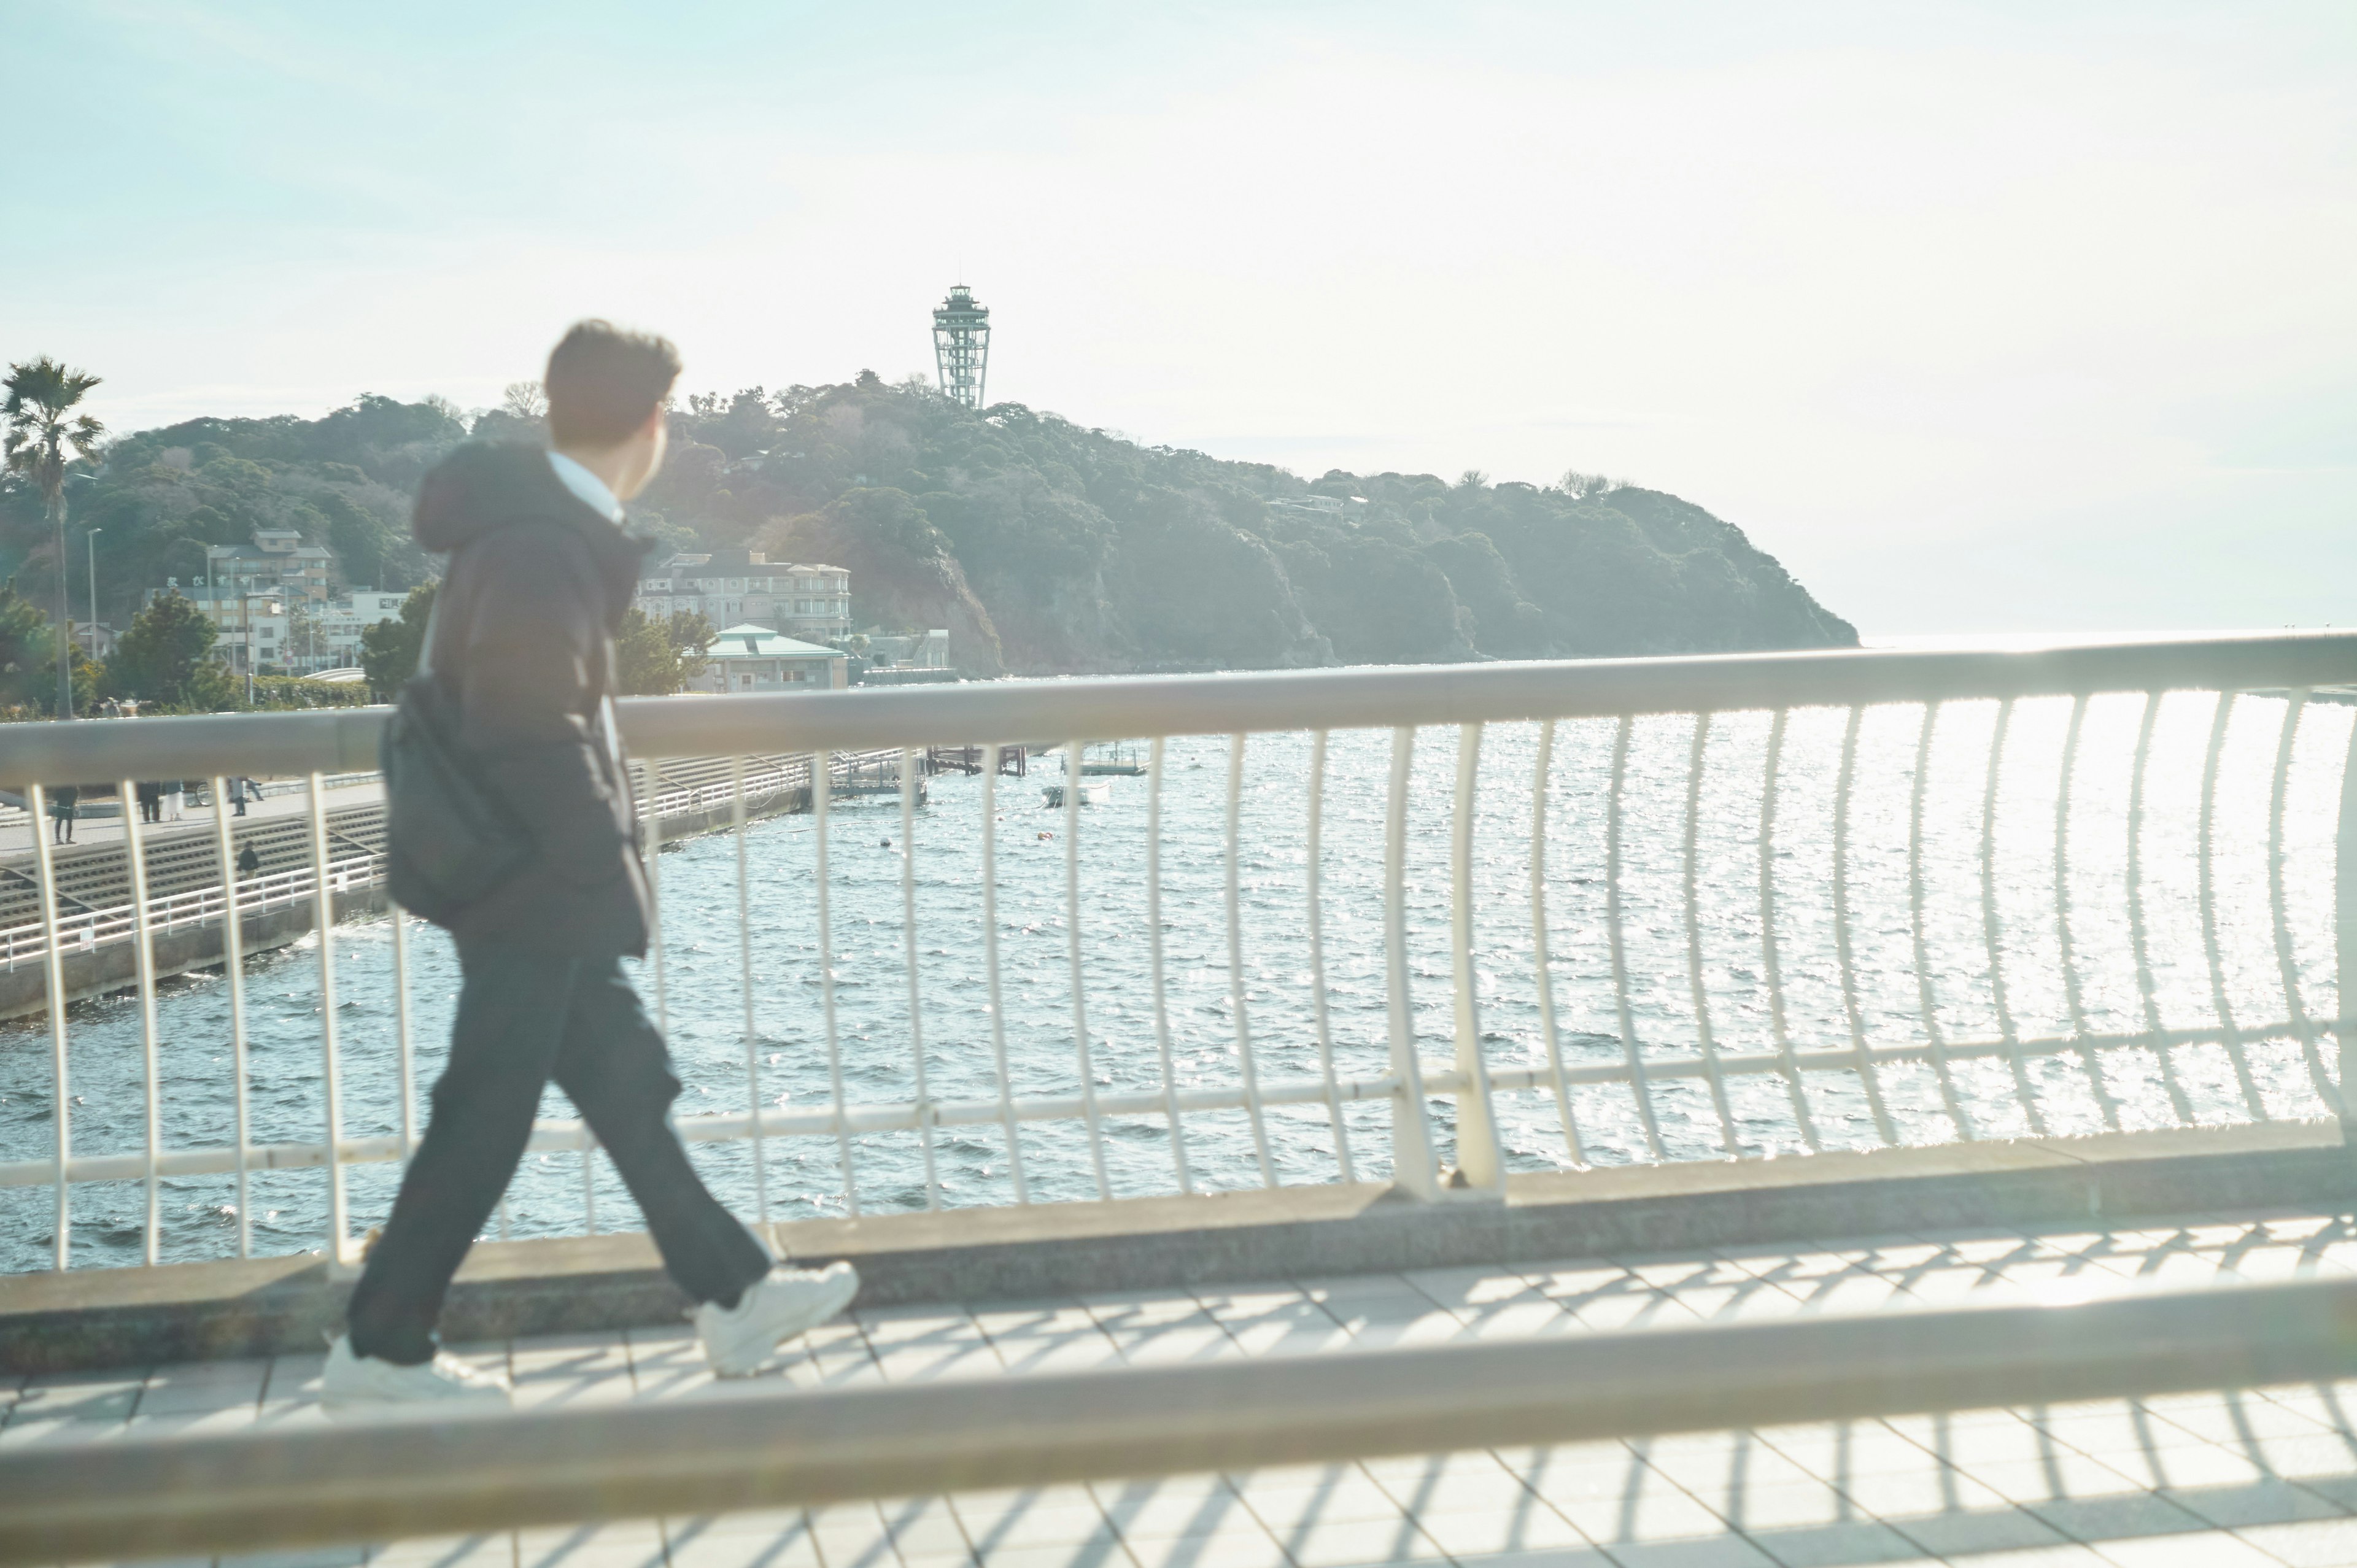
[411, 443, 654, 956]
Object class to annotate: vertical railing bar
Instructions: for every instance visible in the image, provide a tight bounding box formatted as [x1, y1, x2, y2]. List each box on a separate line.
[2126, 692, 2193, 1122]
[1530, 719, 1585, 1166]
[1385, 727, 1442, 1199]
[1304, 730, 1354, 1183]
[1061, 740, 1112, 1200]
[899, 748, 939, 1210]
[1831, 711, 1899, 1146]
[1682, 714, 1738, 1157]
[579, 1129, 598, 1234]
[815, 748, 857, 1216]
[981, 745, 1027, 1202]
[730, 757, 768, 1230]
[1759, 710, 1820, 1153]
[115, 777, 164, 1265]
[1221, 733, 1275, 1188]
[2054, 693, 2118, 1129]
[1606, 716, 1666, 1161]
[2334, 705, 2357, 1140]
[1148, 736, 1193, 1193]
[1906, 707, 1975, 1140]
[1980, 699, 2046, 1137]
[28, 784, 74, 1270]
[304, 773, 350, 1265]
[2199, 692, 2267, 1118]
[638, 760, 669, 1036]
[1448, 722, 1504, 1189]
[390, 906, 416, 1162]
[208, 778, 257, 1256]
[2268, 689, 2340, 1114]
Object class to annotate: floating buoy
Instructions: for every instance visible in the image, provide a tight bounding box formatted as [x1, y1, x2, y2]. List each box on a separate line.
[1038, 830, 1053, 840]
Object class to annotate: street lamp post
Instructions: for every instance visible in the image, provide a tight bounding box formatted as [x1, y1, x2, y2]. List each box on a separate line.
[83, 528, 101, 663]
[236, 589, 279, 708]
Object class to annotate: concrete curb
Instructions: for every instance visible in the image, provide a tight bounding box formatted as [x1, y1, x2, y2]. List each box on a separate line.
[4, 1121, 2351, 1374]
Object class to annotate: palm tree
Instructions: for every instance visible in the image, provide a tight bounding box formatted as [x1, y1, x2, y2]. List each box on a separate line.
[4, 357, 106, 719]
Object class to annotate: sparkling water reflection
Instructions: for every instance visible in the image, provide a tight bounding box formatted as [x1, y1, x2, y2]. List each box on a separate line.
[2, 693, 2344, 1272]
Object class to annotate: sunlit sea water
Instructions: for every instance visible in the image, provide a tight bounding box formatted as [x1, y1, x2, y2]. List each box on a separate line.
[4, 692, 2347, 1273]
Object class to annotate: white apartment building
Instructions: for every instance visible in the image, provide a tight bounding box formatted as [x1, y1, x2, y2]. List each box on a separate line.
[317, 590, 410, 671]
[637, 550, 850, 641]
[161, 583, 408, 674]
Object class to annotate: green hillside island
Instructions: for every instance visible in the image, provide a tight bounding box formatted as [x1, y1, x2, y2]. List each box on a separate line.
[0, 374, 1854, 684]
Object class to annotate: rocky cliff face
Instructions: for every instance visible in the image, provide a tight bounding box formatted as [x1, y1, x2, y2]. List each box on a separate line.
[647, 381, 1855, 673]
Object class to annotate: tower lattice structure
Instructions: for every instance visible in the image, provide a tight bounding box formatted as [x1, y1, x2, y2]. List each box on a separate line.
[932, 284, 991, 410]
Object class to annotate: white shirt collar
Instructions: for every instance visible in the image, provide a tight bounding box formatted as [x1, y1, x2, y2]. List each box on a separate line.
[547, 450, 624, 522]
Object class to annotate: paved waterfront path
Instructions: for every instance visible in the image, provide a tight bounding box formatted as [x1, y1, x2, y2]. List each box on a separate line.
[0, 778, 381, 863]
[16, 1210, 2357, 1567]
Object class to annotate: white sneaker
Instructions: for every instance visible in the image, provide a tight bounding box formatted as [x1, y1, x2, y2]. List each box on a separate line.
[320, 1333, 512, 1416]
[694, 1261, 861, 1377]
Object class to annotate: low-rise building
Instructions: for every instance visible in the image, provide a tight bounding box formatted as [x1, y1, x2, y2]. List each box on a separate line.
[864, 629, 950, 670]
[317, 590, 410, 670]
[161, 582, 407, 674]
[165, 582, 287, 673]
[694, 624, 849, 692]
[205, 531, 336, 607]
[637, 550, 850, 642]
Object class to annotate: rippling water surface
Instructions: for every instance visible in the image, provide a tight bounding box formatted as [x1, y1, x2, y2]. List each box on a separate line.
[4, 692, 2347, 1273]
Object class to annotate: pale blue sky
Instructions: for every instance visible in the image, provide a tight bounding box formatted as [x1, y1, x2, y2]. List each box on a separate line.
[7, 1, 2353, 635]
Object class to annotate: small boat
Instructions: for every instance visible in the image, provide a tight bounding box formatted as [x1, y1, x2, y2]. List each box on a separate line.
[1042, 781, 1110, 808]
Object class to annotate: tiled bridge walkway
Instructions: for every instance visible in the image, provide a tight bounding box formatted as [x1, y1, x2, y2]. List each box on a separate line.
[15, 1210, 2357, 1568]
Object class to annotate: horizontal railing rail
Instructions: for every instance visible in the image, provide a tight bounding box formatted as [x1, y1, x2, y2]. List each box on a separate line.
[4, 1273, 2353, 1566]
[2, 635, 2353, 785]
[4, 632, 2354, 1274]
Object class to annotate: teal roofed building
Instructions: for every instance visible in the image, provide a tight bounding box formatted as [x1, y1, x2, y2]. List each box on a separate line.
[695, 624, 850, 693]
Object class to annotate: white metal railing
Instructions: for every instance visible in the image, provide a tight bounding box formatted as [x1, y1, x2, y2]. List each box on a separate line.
[1, 853, 381, 971]
[2, 633, 2354, 1273]
[0, 752, 896, 975]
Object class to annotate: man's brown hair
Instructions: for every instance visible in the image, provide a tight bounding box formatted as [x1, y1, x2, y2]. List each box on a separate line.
[543, 320, 681, 448]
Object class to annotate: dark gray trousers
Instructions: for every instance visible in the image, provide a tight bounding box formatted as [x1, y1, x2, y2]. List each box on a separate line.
[346, 947, 769, 1364]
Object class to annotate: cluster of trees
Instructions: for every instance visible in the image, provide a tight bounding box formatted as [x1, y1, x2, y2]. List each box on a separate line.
[1, 361, 726, 717]
[0, 390, 448, 636]
[5, 355, 1857, 711]
[0, 582, 371, 717]
[637, 371, 1856, 673]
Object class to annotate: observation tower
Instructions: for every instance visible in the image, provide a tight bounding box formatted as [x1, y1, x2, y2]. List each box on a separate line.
[932, 283, 991, 410]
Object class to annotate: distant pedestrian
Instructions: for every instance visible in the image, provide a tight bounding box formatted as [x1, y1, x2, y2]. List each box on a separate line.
[236, 843, 260, 878]
[48, 785, 78, 844]
[135, 780, 161, 824]
[328, 320, 856, 1416]
[166, 780, 185, 822]
[230, 778, 251, 817]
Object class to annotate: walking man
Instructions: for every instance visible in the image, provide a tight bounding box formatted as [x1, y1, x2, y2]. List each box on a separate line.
[326, 321, 856, 1412]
